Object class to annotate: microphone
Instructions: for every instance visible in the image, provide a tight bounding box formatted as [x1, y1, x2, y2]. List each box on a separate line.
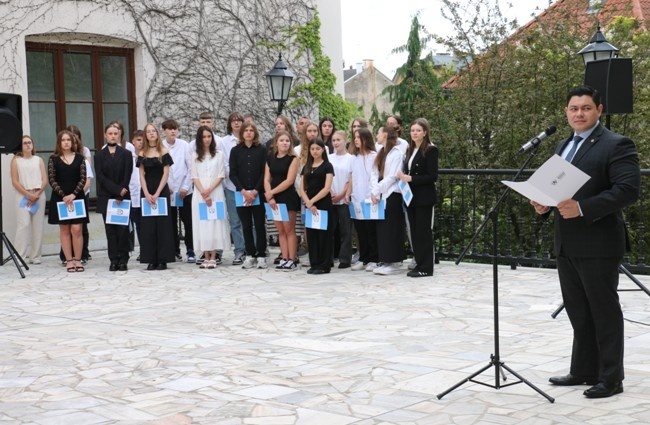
[519, 126, 557, 153]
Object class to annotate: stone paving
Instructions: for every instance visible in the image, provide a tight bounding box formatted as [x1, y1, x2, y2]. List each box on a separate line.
[1, 249, 650, 424]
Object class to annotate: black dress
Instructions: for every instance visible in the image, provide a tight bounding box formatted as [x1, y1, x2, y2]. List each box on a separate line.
[303, 162, 335, 272]
[48, 153, 88, 225]
[137, 154, 175, 264]
[268, 153, 300, 211]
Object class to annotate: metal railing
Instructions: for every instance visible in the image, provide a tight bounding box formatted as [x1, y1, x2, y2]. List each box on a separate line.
[434, 169, 650, 274]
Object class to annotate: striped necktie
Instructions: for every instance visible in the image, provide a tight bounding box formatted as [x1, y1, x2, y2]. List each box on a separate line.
[564, 135, 582, 163]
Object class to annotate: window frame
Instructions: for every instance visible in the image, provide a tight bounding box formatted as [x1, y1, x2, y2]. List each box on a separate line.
[25, 42, 137, 152]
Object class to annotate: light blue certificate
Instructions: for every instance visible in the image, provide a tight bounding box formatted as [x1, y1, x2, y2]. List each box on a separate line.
[305, 209, 328, 230]
[105, 199, 131, 225]
[141, 197, 168, 216]
[57, 199, 86, 220]
[198, 201, 226, 220]
[264, 203, 289, 222]
[235, 191, 260, 207]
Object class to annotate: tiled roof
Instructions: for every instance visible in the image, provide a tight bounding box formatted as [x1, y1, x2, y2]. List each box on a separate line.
[516, 0, 649, 36]
[444, 0, 648, 88]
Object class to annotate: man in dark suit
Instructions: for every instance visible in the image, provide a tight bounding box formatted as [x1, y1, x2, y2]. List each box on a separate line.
[96, 123, 133, 271]
[532, 85, 640, 398]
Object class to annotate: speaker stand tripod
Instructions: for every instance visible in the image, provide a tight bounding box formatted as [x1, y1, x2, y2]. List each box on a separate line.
[0, 154, 29, 278]
[437, 145, 554, 403]
[1, 232, 28, 278]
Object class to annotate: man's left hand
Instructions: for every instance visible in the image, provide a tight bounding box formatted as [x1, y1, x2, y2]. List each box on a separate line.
[557, 199, 581, 219]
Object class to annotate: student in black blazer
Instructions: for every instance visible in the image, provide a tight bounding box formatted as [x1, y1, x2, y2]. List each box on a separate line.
[532, 86, 640, 398]
[398, 118, 438, 277]
[95, 123, 134, 271]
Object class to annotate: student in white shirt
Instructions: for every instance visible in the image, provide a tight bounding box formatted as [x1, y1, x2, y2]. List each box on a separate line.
[128, 130, 144, 250]
[349, 128, 379, 271]
[370, 126, 406, 275]
[162, 119, 195, 263]
[217, 112, 247, 265]
[328, 130, 353, 268]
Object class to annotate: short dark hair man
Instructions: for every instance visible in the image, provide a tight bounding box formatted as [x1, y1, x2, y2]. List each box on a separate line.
[532, 85, 640, 398]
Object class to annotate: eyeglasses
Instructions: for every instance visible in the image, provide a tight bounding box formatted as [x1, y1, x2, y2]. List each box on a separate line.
[23, 140, 33, 144]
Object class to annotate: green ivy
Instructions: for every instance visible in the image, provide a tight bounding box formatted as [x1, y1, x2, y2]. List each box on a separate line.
[285, 12, 357, 128]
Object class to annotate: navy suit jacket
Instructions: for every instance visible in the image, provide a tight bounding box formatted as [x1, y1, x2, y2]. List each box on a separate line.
[95, 145, 133, 214]
[404, 145, 438, 207]
[551, 123, 639, 257]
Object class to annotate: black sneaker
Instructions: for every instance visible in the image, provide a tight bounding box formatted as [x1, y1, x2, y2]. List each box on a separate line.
[407, 270, 431, 278]
[175, 254, 183, 262]
[232, 253, 245, 266]
[274, 254, 283, 265]
[215, 253, 223, 265]
[282, 259, 297, 271]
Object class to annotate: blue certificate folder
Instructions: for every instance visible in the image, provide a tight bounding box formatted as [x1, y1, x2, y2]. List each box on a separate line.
[20, 197, 39, 214]
[198, 201, 226, 220]
[141, 197, 168, 216]
[264, 203, 289, 221]
[105, 199, 131, 225]
[398, 180, 413, 206]
[305, 209, 328, 230]
[56, 199, 86, 220]
[170, 191, 184, 207]
[235, 191, 260, 206]
[349, 200, 386, 220]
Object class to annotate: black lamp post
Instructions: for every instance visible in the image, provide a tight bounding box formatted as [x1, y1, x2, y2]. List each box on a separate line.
[577, 24, 619, 65]
[577, 24, 633, 127]
[265, 53, 295, 116]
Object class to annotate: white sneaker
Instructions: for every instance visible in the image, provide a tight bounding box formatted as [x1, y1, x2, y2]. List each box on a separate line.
[257, 257, 268, 269]
[374, 263, 401, 275]
[351, 262, 366, 271]
[365, 262, 379, 272]
[242, 257, 258, 269]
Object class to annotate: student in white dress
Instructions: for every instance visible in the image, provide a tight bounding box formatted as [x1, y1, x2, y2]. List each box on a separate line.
[191, 126, 231, 268]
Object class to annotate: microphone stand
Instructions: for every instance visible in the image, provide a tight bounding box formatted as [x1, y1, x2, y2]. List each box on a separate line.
[437, 143, 554, 403]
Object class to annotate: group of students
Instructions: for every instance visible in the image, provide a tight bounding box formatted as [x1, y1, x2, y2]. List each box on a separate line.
[10, 112, 438, 277]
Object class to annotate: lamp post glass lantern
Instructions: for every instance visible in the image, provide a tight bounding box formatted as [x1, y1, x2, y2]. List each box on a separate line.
[265, 53, 294, 116]
[577, 24, 619, 65]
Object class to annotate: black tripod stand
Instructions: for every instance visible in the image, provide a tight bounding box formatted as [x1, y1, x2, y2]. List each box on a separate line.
[437, 145, 554, 403]
[0, 155, 29, 278]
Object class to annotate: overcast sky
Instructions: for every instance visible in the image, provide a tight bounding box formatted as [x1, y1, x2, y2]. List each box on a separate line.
[341, 0, 556, 76]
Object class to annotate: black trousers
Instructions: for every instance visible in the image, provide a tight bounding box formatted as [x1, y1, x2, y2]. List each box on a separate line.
[376, 193, 405, 264]
[237, 204, 267, 257]
[102, 214, 131, 264]
[407, 205, 434, 274]
[171, 193, 194, 255]
[307, 210, 334, 271]
[353, 219, 378, 264]
[557, 253, 624, 385]
[331, 204, 353, 264]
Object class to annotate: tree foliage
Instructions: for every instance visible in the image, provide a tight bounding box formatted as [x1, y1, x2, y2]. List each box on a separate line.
[286, 12, 357, 129]
[414, 0, 650, 169]
[384, 14, 446, 127]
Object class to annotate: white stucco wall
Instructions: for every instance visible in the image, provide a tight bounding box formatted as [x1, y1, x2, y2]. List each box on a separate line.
[0, 1, 150, 244]
[316, 0, 344, 95]
[0, 0, 344, 254]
